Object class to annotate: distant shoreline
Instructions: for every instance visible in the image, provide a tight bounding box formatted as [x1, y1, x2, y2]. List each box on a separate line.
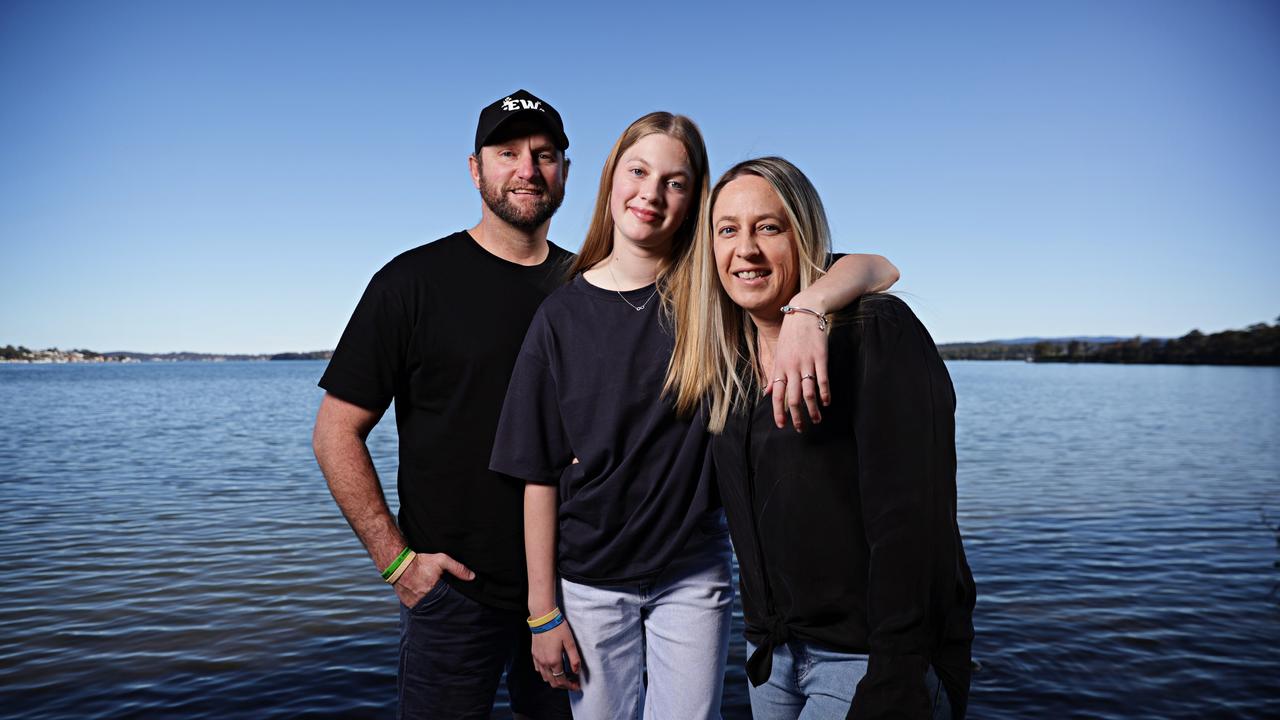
[6, 315, 1275, 366]
[0, 348, 332, 364]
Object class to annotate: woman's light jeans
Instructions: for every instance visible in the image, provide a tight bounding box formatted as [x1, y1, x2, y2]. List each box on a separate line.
[559, 516, 734, 720]
[745, 640, 952, 720]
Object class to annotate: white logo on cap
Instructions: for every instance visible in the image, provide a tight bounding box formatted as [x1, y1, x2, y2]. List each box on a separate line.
[501, 97, 544, 112]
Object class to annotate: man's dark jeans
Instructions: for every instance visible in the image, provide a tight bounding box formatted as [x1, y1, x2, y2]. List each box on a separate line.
[398, 580, 571, 720]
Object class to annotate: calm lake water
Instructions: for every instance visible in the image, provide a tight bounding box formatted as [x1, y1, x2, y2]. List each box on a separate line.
[1, 361, 1277, 719]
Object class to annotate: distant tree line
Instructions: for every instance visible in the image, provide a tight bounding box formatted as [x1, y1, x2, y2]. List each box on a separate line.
[940, 342, 1035, 361]
[939, 317, 1280, 366]
[269, 351, 333, 361]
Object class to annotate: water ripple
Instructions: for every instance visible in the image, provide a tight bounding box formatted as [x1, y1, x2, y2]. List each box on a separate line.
[1, 361, 1278, 718]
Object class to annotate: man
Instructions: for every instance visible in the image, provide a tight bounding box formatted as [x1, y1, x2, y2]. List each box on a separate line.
[312, 89, 573, 719]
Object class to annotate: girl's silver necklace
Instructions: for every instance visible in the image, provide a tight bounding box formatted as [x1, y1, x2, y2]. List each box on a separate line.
[606, 259, 658, 312]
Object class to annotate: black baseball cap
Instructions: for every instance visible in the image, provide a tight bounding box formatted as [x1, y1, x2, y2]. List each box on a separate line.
[474, 89, 569, 155]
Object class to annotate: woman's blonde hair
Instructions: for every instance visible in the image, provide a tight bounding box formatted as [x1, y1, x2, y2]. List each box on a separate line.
[664, 156, 833, 433]
[566, 112, 710, 285]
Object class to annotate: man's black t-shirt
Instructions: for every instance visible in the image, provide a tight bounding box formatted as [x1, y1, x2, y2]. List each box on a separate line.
[319, 231, 573, 610]
[489, 274, 719, 585]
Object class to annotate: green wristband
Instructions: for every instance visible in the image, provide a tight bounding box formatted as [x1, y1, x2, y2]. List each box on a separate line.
[381, 546, 413, 580]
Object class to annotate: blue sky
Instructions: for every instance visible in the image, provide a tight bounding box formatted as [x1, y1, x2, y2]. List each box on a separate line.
[2, 1, 1277, 352]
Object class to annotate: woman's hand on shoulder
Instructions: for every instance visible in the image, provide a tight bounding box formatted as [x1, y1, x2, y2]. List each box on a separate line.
[768, 309, 830, 431]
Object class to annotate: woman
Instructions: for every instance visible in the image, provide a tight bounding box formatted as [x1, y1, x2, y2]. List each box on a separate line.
[490, 115, 899, 719]
[666, 156, 976, 719]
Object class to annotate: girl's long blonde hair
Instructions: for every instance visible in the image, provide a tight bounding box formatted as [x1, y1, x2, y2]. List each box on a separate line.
[566, 112, 710, 290]
[664, 157, 833, 433]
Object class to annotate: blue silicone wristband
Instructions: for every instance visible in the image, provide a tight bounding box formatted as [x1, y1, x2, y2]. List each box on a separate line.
[529, 613, 565, 634]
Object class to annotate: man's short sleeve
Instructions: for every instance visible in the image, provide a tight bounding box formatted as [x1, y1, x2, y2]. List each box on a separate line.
[318, 268, 413, 412]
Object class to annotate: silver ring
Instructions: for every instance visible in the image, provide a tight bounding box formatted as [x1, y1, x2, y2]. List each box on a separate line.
[801, 374, 815, 381]
[552, 670, 565, 677]
[772, 377, 786, 385]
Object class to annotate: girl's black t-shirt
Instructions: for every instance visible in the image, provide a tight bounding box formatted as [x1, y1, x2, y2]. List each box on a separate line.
[490, 273, 719, 585]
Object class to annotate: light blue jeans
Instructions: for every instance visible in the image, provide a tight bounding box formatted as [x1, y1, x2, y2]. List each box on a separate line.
[745, 640, 951, 720]
[559, 518, 734, 720]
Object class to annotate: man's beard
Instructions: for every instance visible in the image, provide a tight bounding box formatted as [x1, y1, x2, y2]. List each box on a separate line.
[479, 173, 564, 232]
